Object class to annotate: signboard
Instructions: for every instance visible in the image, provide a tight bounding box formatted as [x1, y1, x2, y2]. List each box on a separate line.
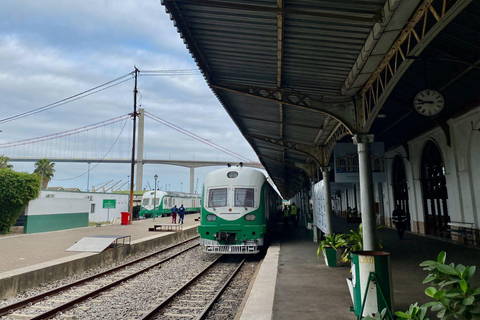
[334, 142, 386, 183]
[103, 199, 116, 209]
[313, 180, 327, 233]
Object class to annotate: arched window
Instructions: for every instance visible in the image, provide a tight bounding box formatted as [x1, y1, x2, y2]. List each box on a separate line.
[421, 141, 450, 237]
[392, 155, 410, 230]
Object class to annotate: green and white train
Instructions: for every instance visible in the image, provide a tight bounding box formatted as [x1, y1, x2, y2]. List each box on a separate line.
[138, 190, 201, 218]
[199, 166, 282, 254]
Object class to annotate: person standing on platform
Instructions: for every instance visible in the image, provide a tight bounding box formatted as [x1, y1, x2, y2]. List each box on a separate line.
[171, 205, 178, 224]
[290, 203, 298, 227]
[392, 205, 408, 239]
[178, 204, 186, 224]
[283, 205, 290, 228]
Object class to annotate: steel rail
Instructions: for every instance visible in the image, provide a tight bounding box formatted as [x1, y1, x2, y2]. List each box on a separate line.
[29, 242, 199, 320]
[0, 236, 199, 317]
[139, 255, 224, 320]
[195, 259, 246, 320]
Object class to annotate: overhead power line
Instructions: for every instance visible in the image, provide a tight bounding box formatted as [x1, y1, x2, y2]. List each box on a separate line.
[145, 111, 253, 163]
[0, 72, 134, 124]
[0, 68, 201, 124]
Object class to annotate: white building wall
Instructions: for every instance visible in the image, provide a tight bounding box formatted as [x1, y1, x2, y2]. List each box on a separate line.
[382, 105, 480, 236]
[37, 191, 129, 223]
[26, 198, 89, 216]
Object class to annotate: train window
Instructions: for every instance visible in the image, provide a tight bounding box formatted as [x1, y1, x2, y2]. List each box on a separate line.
[227, 171, 238, 178]
[234, 188, 254, 207]
[142, 198, 150, 206]
[164, 199, 167, 206]
[208, 188, 227, 207]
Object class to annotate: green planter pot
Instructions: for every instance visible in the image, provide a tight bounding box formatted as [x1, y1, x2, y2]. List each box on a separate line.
[322, 247, 344, 267]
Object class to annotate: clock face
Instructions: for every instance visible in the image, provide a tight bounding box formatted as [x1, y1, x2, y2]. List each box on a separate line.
[413, 89, 444, 116]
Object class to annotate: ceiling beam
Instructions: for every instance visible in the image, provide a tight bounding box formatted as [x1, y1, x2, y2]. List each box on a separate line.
[361, 0, 473, 132]
[237, 114, 321, 130]
[245, 133, 328, 166]
[212, 82, 356, 132]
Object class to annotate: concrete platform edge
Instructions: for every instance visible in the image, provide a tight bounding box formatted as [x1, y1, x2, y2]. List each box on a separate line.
[0, 226, 198, 299]
[239, 242, 280, 320]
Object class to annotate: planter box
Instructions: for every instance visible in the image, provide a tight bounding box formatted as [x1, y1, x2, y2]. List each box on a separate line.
[350, 251, 393, 318]
[322, 247, 345, 267]
[347, 217, 362, 223]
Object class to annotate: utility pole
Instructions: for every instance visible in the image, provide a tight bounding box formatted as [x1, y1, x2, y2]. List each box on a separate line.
[128, 66, 139, 224]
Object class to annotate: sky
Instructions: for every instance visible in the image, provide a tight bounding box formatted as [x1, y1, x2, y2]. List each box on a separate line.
[0, 0, 260, 194]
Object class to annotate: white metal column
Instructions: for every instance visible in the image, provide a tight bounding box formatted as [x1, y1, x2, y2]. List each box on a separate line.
[353, 134, 379, 251]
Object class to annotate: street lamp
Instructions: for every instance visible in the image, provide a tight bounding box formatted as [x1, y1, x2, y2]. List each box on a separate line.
[153, 174, 158, 221]
[181, 182, 183, 192]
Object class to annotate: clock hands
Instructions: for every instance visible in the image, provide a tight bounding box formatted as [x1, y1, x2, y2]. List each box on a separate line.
[415, 99, 434, 104]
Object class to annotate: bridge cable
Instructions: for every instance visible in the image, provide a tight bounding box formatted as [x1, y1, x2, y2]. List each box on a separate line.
[52, 116, 130, 181]
[0, 114, 131, 148]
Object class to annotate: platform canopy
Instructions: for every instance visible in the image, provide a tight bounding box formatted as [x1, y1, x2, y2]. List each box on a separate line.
[161, 0, 480, 198]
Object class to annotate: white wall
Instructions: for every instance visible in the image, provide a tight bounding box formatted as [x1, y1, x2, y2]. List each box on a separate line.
[36, 191, 129, 223]
[26, 198, 89, 216]
[381, 105, 480, 233]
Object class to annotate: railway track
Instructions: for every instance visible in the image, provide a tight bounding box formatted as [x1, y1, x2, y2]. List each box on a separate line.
[140, 256, 245, 320]
[0, 236, 200, 320]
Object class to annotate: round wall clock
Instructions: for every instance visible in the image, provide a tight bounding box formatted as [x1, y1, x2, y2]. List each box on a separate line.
[413, 89, 444, 116]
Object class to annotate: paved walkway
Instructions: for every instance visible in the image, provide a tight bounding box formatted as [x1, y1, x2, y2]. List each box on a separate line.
[0, 214, 200, 277]
[269, 216, 480, 319]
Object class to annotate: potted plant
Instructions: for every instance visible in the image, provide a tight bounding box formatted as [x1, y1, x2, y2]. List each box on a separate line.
[341, 224, 384, 263]
[317, 234, 347, 267]
[346, 207, 362, 223]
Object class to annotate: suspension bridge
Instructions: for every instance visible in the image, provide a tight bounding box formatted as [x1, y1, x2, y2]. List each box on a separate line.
[1, 109, 263, 194]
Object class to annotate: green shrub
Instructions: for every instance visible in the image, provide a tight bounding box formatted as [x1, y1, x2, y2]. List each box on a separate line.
[420, 251, 480, 319]
[364, 251, 480, 320]
[0, 169, 41, 234]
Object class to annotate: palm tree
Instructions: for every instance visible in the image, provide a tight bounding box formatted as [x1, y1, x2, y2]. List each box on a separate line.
[0, 155, 13, 169]
[34, 158, 55, 189]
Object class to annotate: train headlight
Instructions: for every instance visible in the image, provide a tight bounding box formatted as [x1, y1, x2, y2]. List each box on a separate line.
[244, 214, 256, 221]
[206, 214, 217, 222]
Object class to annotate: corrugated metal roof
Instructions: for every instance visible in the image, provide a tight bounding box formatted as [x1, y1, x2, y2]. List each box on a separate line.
[162, 0, 479, 198]
[162, 0, 387, 197]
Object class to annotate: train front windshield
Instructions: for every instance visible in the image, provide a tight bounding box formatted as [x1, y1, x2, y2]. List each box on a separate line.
[234, 188, 254, 207]
[208, 188, 227, 208]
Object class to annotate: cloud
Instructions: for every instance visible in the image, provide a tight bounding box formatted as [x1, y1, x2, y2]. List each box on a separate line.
[1, 0, 259, 192]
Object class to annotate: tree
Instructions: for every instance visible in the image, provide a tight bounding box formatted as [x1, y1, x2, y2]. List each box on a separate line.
[34, 158, 55, 189]
[0, 155, 13, 169]
[0, 169, 41, 234]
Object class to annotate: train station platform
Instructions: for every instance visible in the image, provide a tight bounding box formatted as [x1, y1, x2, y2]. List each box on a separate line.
[3, 214, 480, 319]
[239, 215, 480, 320]
[0, 214, 200, 299]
